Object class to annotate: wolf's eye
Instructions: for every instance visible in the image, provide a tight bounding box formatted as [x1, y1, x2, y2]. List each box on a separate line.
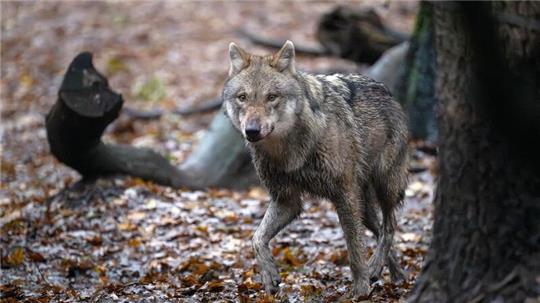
[237, 94, 247, 102]
[267, 94, 278, 102]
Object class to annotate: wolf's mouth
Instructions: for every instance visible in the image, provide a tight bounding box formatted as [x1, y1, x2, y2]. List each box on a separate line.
[246, 135, 263, 142]
[246, 132, 268, 142]
[245, 126, 274, 143]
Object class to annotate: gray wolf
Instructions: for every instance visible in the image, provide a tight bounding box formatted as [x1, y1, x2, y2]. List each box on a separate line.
[222, 40, 408, 297]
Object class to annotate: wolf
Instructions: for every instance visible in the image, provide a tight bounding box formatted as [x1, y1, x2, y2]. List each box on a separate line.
[222, 40, 408, 297]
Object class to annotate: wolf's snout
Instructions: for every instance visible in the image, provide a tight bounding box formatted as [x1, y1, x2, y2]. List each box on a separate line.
[245, 127, 261, 142]
[245, 120, 262, 142]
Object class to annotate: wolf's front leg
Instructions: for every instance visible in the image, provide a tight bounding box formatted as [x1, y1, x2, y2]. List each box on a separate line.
[334, 189, 370, 298]
[253, 191, 302, 294]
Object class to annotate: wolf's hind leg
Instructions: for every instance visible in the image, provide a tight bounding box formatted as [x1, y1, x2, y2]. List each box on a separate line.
[363, 185, 406, 283]
[379, 206, 406, 283]
[253, 191, 302, 294]
[334, 186, 370, 298]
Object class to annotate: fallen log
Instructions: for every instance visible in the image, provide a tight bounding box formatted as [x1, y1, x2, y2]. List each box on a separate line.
[179, 112, 259, 189]
[240, 6, 408, 64]
[122, 97, 223, 121]
[317, 6, 408, 64]
[237, 28, 327, 56]
[46, 52, 191, 188]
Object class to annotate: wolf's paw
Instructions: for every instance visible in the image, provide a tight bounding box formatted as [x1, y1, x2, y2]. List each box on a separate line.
[351, 280, 371, 300]
[368, 257, 384, 282]
[261, 267, 281, 294]
[389, 267, 407, 284]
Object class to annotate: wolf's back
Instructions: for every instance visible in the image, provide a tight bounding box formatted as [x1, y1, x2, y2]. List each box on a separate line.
[314, 73, 408, 143]
[312, 73, 409, 195]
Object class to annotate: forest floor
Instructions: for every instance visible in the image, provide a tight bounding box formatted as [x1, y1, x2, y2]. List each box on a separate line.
[0, 2, 436, 302]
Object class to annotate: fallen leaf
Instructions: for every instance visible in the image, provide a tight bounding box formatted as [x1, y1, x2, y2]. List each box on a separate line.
[300, 284, 322, 297]
[180, 274, 200, 287]
[178, 257, 212, 276]
[86, 235, 103, 246]
[26, 249, 46, 262]
[207, 280, 225, 292]
[140, 270, 168, 284]
[128, 238, 142, 247]
[282, 247, 304, 267]
[400, 232, 422, 242]
[4, 247, 25, 267]
[127, 211, 146, 221]
[118, 221, 138, 231]
[329, 249, 348, 266]
[247, 187, 268, 200]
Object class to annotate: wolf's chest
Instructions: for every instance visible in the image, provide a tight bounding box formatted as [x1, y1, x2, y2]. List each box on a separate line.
[254, 154, 340, 199]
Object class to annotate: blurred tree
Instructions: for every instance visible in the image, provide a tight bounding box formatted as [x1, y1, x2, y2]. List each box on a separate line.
[409, 2, 540, 302]
[397, 1, 437, 143]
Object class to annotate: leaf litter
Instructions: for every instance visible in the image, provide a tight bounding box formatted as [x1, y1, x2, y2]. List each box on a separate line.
[1, 1, 425, 302]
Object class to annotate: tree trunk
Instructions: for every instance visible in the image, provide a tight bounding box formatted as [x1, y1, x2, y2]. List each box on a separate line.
[179, 112, 258, 189]
[366, 42, 409, 94]
[398, 1, 437, 143]
[409, 2, 540, 302]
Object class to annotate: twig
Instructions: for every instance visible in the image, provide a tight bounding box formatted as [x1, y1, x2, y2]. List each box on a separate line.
[236, 28, 328, 56]
[122, 97, 224, 121]
[173, 97, 223, 115]
[33, 260, 50, 285]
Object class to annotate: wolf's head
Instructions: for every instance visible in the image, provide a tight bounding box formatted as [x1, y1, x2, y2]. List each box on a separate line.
[222, 41, 304, 143]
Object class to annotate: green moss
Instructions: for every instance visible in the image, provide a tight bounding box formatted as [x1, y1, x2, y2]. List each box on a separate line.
[106, 56, 127, 75]
[134, 77, 167, 102]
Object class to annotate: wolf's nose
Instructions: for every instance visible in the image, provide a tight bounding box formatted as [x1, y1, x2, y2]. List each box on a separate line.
[245, 125, 261, 142]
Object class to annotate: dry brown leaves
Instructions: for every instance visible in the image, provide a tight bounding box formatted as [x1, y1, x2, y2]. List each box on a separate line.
[0, 1, 425, 302]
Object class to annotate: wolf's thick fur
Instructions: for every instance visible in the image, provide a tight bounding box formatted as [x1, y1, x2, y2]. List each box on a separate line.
[223, 41, 408, 297]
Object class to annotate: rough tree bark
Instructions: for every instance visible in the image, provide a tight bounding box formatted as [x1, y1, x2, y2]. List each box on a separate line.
[409, 2, 540, 302]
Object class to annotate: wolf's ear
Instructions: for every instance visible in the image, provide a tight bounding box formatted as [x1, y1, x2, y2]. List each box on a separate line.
[272, 40, 296, 74]
[229, 42, 250, 76]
